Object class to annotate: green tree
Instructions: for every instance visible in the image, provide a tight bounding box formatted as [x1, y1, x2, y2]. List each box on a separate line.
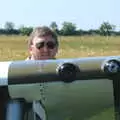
[50, 21, 59, 34]
[61, 21, 76, 35]
[4, 22, 15, 30]
[50, 21, 58, 31]
[99, 22, 115, 36]
[19, 26, 33, 36]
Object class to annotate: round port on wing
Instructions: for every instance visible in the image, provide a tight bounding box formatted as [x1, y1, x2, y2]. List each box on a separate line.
[56, 63, 80, 82]
[101, 59, 120, 76]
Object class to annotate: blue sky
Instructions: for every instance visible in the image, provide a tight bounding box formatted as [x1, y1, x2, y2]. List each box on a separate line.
[0, 0, 119, 30]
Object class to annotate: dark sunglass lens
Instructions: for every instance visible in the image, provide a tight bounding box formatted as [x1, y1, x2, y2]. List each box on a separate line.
[47, 41, 56, 49]
[36, 42, 44, 49]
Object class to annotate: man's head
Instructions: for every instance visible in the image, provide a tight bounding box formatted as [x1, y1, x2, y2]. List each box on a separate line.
[28, 26, 59, 60]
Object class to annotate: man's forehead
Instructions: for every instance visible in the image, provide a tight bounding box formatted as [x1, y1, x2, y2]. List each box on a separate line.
[33, 35, 54, 42]
[38, 35, 53, 39]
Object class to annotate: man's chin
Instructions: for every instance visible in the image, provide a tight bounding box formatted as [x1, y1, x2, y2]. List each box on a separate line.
[38, 56, 51, 60]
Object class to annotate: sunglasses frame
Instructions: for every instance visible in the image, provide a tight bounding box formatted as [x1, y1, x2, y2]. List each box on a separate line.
[35, 41, 56, 50]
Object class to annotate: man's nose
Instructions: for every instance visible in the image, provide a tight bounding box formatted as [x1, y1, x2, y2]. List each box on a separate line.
[43, 45, 49, 51]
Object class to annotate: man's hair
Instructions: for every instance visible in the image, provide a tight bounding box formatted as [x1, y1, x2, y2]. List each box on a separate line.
[28, 26, 58, 49]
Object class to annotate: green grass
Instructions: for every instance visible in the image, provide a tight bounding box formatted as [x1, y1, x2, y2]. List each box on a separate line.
[0, 35, 119, 120]
[58, 36, 120, 58]
[0, 35, 28, 60]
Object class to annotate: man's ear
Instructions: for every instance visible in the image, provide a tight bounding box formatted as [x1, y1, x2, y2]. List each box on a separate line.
[29, 45, 33, 54]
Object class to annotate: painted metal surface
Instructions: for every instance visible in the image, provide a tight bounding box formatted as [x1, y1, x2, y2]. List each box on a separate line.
[0, 56, 119, 120]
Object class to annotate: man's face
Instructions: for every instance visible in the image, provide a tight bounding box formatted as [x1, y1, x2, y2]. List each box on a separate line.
[29, 36, 58, 60]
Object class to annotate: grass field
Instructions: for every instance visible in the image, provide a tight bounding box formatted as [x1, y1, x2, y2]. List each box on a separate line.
[0, 35, 120, 61]
[0, 35, 119, 120]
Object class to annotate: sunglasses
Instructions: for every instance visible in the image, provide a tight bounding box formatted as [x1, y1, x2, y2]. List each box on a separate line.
[35, 41, 56, 49]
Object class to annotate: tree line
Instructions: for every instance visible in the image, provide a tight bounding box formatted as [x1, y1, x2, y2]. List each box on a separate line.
[1, 21, 120, 36]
